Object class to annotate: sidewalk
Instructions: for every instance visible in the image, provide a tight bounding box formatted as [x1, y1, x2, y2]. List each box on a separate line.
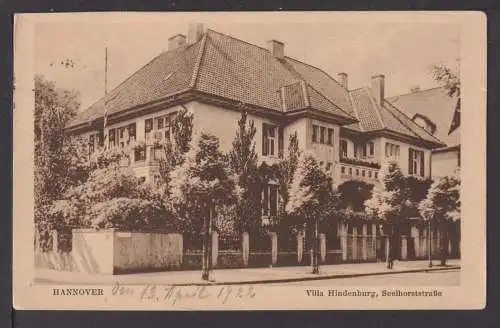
[35, 259, 460, 286]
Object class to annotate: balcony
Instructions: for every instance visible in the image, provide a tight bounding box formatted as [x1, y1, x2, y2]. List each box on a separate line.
[339, 157, 380, 182]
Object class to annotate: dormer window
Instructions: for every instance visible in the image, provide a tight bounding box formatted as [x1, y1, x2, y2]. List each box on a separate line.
[412, 114, 437, 135]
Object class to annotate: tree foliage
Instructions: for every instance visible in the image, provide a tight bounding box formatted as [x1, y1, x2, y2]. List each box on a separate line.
[432, 64, 460, 98]
[169, 133, 236, 235]
[34, 75, 81, 234]
[227, 109, 260, 232]
[285, 152, 334, 221]
[337, 180, 374, 212]
[418, 175, 461, 223]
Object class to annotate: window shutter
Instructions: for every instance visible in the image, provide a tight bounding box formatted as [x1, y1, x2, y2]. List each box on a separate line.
[408, 148, 414, 175]
[420, 151, 425, 177]
[278, 127, 284, 158]
[262, 123, 268, 156]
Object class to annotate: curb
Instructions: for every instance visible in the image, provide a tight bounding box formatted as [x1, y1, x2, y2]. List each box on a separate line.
[169, 265, 461, 286]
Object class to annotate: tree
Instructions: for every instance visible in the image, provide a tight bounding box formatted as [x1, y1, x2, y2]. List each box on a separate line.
[418, 175, 460, 266]
[157, 106, 194, 187]
[286, 152, 334, 274]
[227, 109, 261, 232]
[169, 133, 236, 280]
[278, 132, 301, 218]
[365, 160, 405, 269]
[34, 75, 80, 245]
[432, 64, 460, 98]
[337, 180, 374, 212]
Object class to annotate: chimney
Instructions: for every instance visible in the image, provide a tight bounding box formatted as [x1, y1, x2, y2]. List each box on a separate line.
[371, 74, 385, 106]
[168, 34, 186, 50]
[338, 72, 348, 89]
[187, 23, 204, 44]
[268, 40, 284, 60]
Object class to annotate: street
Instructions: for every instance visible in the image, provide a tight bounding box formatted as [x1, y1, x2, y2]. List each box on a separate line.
[281, 269, 460, 286]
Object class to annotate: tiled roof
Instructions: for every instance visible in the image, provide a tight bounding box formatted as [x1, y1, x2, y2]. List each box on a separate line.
[346, 87, 445, 146]
[69, 41, 203, 126]
[387, 87, 459, 147]
[68, 27, 443, 148]
[69, 29, 356, 128]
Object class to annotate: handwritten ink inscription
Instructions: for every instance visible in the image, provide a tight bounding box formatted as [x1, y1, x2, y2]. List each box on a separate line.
[111, 283, 256, 305]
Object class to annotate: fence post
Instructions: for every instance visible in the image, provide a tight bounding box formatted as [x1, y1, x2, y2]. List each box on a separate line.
[411, 225, 420, 258]
[51, 230, 59, 252]
[401, 235, 407, 260]
[34, 229, 40, 252]
[362, 224, 368, 261]
[211, 231, 218, 267]
[352, 226, 358, 261]
[242, 232, 249, 267]
[297, 232, 304, 264]
[270, 232, 278, 266]
[341, 223, 348, 261]
[319, 233, 326, 263]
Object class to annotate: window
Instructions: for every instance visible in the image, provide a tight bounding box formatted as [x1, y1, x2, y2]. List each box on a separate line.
[262, 183, 279, 217]
[134, 145, 146, 162]
[374, 172, 378, 179]
[156, 117, 164, 129]
[457, 149, 461, 167]
[341, 166, 346, 174]
[349, 167, 352, 176]
[367, 142, 374, 157]
[356, 169, 359, 176]
[362, 170, 365, 177]
[153, 146, 164, 160]
[362, 143, 367, 158]
[409, 148, 425, 177]
[128, 123, 136, 143]
[138, 177, 146, 184]
[327, 128, 334, 145]
[312, 125, 319, 143]
[340, 139, 348, 158]
[108, 128, 116, 147]
[88, 135, 95, 154]
[262, 123, 277, 156]
[368, 171, 372, 178]
[326, 162, 333, 172]
[385, 143, 400, 158]
[145, 118, 153, 139]
[153, 174, 162, 187]
[319, 161, 324, 168]
[320, 126, 326, 144]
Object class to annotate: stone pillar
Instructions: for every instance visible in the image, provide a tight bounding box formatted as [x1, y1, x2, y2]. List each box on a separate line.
[270, 232, 278, 266]
[242, 232, 249, 267]
[319, 233, 326, 263]
[51, 230, 58, 252]
[211, 231, 218, 267]
[352, 226, 358, 261]
[341, 223, 348, 261]
[297, 232, 304, 264]
[385, 235, 390, 262]
[411, 225, 420, 258]
[401, 235, 407, 260]
[371, 223, 377, 260]
[362, 224, 368, 261]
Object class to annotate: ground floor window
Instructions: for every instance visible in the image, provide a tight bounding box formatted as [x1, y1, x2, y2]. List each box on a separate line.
[262, 182, 279, 217]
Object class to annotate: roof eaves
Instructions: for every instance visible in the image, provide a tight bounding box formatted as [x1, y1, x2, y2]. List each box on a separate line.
[384, 100, 446, 147]
[305, 82, 357, 121]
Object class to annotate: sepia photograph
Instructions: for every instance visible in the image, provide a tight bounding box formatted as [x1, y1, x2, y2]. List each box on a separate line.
[13, 12, 486, 310]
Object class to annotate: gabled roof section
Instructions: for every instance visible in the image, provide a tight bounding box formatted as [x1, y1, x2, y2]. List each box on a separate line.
[69, 28, 357, 128]
[387, 87, 459, 147]
[346, 87, 445, 147]
[68, 39, 204, 127]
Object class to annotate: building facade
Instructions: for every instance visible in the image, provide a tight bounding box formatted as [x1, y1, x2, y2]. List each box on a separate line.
[67, 24, 445, 201]
[388, 87, 460, 179]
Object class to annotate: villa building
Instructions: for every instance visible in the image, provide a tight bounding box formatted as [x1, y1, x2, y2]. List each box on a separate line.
[66, 24, 446, 210]
[388, 87, 460, 179]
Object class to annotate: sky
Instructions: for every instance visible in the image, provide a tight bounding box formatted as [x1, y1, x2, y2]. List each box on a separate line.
[34, 13, 460, 111]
